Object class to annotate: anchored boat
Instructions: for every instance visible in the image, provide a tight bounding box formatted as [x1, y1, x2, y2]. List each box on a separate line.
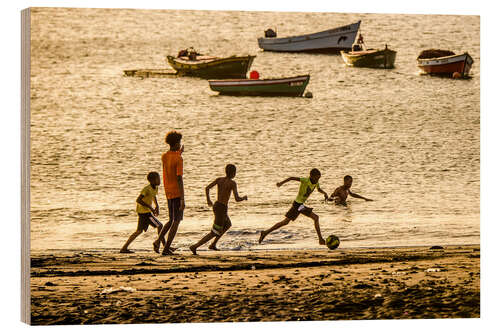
[257, 21, 361, 53]
[166, 51, 255, 79]
[341, 45, 397, 69]
[417, 49, 473, 77]
[208, 75, 310, 97]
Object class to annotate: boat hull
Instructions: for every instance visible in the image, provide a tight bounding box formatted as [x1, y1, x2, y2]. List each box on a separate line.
[340, 48, 397, 69]
[257, 21, 361, 53]
[209, 75, 310, 97]
[417, 53, 474, 76]
[166, 55, 255, 79]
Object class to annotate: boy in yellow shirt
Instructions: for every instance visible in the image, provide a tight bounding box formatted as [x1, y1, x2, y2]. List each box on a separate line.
[120, 172, 166, 253]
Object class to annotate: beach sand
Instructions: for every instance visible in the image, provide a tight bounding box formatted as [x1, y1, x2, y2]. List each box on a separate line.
[30, 245, 479, 324]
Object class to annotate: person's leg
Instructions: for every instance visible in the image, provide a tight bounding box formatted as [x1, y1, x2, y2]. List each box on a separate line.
[153, 220, 171, 253]
[259, 202, 299, 244]
[120, 229, 142, 253]
[259, 217, 291, 243]
[153, 199, 175, 252]
[190, 231, 217, 255]
[209, 218, 231, 250]
[155, 223, 167, 246]
[308, 212, 325, 245]
[161, 197, 183, 255]
[147, 215, 168, 248]
[162, 219, 181, 255]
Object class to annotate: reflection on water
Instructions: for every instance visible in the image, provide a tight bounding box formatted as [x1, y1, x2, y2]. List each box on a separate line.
[29, 8, 479, 250]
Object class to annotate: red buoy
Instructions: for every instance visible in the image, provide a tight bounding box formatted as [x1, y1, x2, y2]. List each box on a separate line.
[249, 70, 259, 79]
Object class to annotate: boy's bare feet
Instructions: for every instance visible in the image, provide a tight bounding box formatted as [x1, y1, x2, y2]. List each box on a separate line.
[208, 244, 219, 251]
[258, 231, 265, 244]
[319, 238, 326, 245]
[119, 249, 134, 253]
[161, 249, 174, 256]
[189, 245, 197, 255]
[153, 241, 160, 254]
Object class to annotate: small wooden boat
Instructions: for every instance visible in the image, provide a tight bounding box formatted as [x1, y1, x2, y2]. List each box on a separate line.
[123, 68, 177, 78]
[417, 49, 474, 77]
[341, 45, 397, 69]
[166, 53, 255, 79]
[257, 21, 361, 53]
[208, 75, 310, 97]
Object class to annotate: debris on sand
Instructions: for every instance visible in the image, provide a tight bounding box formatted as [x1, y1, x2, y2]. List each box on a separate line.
[100, 286, 136, 295]
[426, 268, 441, 273]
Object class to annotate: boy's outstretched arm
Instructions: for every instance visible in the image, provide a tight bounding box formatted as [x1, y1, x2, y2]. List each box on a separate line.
[136, 194, 155, 212]
[205, 178, 218, 206]
[348, 190, 373, 201]
[232, 182, 248, 202]
[317, 185, 329, 201]
[328, 187, 340, 201]
[276, 177, 300, 187]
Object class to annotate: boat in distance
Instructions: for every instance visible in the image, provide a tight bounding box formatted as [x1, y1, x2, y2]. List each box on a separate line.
[341, 45, 397, 69]
[208, 75, 310, 97]
[257, 21, 361, 53]
[417, 49, 473, 77]
[166, 53, 255, 79]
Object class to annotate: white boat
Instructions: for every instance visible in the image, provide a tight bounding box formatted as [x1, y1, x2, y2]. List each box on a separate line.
[257, 21, 361, 53]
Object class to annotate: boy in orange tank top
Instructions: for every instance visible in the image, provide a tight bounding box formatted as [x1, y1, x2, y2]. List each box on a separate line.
[153, 131, 185, 256]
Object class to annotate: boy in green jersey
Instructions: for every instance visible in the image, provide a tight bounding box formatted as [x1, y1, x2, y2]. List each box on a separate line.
[258, 168, 328, 245]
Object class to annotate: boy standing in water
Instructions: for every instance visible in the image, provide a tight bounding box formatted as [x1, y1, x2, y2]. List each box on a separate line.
[328, 175, 373, 206]
[189, 164, 247, 255]
[153, 131, 185, 256]
[259, 168, 328, 245]
[120, 172, 165, 253]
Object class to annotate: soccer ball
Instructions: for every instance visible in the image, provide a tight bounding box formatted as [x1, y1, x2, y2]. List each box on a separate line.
[326, 235, 340, 250]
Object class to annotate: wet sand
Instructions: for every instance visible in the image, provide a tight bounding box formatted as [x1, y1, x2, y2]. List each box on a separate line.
[30, 245, 479, 324]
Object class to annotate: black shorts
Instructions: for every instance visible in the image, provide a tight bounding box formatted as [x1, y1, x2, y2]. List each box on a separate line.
[137, 213, 162, 232]
[211, 201, 232, 236]
[167, 197, 184, 222]
[285, 201, 313, 221]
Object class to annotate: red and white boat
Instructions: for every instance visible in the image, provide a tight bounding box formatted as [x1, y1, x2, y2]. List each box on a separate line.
[417, 50, 474, 77]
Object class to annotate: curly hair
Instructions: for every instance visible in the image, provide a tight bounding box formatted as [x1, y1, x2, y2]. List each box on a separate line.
[165, 131, 182, 147]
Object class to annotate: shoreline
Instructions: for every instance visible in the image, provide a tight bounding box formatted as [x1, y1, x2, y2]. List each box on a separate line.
[30, 245, 480, 324]
[30, 242, 481, 254]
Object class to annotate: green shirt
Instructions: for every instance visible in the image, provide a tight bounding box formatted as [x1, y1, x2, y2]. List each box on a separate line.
[295, 177, 319, 204]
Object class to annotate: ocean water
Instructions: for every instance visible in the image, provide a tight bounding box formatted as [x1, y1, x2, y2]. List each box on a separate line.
[29, 8, 480, 251]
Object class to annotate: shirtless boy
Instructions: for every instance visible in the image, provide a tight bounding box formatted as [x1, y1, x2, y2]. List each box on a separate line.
[189, 164, 247, 255]
[328, 175, 373, 206]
